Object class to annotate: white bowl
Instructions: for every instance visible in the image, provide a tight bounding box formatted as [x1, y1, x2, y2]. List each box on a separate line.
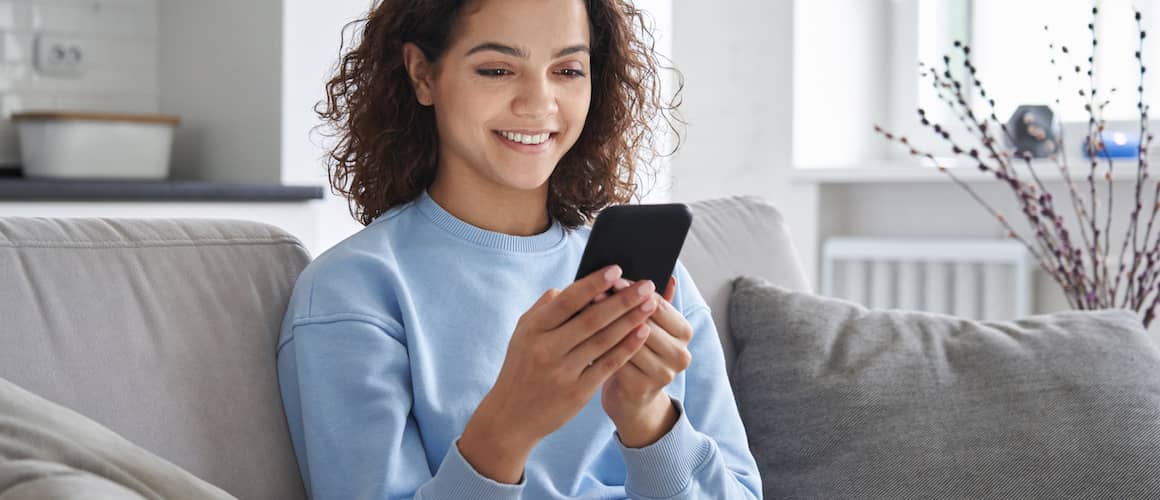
[12, 111, 180, 180]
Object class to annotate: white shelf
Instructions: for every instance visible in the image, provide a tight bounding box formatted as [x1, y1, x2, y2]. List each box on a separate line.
[792, 158, 1160, 184]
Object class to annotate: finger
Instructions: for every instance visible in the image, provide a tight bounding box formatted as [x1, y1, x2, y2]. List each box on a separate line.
[523, 288, 561, 319]
[539, 288, 562, 307]
[623, 322, 685, 378]
[579, 323, 650, 386]
[606, 360, 656, 405]
[554, 279, 655, 355]
[564, 287, 657, 369]
[592, 279, 632, 304]
[534, 265, 622, 330]
[624, 344, 674, 388]
[647, 295, 694, 342]
[635, 319, 689, 367]
[663, 276, 676, 303]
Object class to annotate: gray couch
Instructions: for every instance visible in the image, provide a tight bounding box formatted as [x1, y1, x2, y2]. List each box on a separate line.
[0, 196, 803, 499]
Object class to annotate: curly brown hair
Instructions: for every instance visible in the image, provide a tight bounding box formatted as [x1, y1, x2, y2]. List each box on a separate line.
[317, 0, 683, 228]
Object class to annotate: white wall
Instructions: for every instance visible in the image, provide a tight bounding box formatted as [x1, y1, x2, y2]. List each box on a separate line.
[670, 0, 818, 288]
[633, 0, 673, 203]
[160, 0, 282, 183]
[280, 0, 370, 255]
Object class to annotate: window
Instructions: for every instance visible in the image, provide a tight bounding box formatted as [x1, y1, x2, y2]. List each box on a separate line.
[920, 0, 1158, 125]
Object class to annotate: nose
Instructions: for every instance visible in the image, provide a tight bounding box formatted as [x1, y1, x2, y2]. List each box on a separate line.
[512, 74, 558, 120]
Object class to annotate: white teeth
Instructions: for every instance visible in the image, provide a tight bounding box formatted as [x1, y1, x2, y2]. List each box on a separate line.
[500, 131, 550, 145]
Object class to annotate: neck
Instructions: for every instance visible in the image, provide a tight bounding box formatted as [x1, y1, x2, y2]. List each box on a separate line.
[427, 170, 552, 237]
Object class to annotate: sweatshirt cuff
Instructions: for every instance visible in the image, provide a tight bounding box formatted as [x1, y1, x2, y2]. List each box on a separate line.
[422, 437, 525, 499]
[616, 398, 715, 498]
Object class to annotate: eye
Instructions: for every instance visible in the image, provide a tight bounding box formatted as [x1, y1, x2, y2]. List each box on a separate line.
[477, 68, 513, 77]
[557, 69, 587, 78]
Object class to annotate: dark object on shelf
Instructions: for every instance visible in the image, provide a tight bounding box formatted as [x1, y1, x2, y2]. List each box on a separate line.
[1004, 105, 1062, 159]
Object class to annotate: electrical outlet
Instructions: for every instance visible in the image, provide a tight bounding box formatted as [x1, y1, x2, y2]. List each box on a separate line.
[34, 34, 86, 78]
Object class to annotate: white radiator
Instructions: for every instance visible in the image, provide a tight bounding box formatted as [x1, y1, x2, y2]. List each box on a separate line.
[821, 238, 1034, 320]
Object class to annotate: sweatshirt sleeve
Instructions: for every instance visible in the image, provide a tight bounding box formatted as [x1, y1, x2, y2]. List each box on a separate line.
[276, 314, 525, 500]
[616, 263, 763, 499]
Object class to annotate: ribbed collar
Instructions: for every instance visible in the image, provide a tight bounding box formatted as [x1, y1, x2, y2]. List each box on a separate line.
[415, 190, 566, 253]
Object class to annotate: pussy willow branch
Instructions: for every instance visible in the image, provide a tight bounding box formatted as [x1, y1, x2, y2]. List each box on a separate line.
[1117, 10, 1151, 309]
[931, 46, 1086, 305]
[873, 6, 1160, 324]
[1045, 27, 1099, 294]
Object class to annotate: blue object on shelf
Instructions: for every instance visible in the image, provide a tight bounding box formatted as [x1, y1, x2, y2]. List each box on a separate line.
[1084, 131, 1141, 159]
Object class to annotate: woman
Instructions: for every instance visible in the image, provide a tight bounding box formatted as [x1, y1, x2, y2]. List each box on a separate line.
[275, 0, 762, 498]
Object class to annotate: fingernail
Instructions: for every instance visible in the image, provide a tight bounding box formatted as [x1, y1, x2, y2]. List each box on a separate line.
[637, 280, 655, 296]
[604, 266, 622, 281]
[641, 298, 657, 312]
[635, 325, 650, 339]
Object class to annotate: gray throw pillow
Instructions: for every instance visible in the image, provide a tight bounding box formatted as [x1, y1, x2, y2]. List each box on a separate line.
[729, 276, 1160, 500]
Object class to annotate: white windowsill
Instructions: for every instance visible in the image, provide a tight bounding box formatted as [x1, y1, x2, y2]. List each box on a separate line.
[792, 158, 1160, 184]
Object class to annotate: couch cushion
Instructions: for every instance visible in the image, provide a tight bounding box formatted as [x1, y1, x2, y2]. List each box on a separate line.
[729, 276, 1160, 499]
[682, 196, 810, 378]
[0, 218, 311, 500]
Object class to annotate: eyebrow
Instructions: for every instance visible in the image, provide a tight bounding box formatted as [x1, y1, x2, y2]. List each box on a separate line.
[465, 42, 590, 59]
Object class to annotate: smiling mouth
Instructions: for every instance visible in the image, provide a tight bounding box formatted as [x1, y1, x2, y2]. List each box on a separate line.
[494, 130, 556, 145]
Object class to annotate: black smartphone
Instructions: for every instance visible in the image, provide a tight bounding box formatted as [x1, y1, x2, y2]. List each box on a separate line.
[575, 203, 694, 297]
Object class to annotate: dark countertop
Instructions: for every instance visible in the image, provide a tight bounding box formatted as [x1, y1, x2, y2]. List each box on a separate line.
[0, 176, 325, 202]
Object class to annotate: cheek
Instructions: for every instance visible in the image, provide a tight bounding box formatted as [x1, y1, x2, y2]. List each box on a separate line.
[435, 90, 494, 137]
[563, 90, 592, 135]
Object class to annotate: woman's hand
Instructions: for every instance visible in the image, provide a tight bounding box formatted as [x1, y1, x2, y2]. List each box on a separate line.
[597, 276, 694, 448]
[459, 265, 659, 484]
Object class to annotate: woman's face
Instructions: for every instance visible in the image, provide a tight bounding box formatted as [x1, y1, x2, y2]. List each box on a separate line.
[409, 0, 593, 194]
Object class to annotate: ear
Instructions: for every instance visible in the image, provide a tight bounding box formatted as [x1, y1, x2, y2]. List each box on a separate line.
[402, 42, 435, 106]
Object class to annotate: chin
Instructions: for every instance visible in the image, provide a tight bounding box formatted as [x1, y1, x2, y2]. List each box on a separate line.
[499, 173, 554, 192]
[489, 160, 558, 192]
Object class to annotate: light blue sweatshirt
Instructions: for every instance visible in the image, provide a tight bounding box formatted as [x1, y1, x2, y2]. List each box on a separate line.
[276, 190, 762, 499]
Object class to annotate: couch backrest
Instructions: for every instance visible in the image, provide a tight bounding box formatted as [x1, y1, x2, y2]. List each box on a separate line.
[682, 196, 811, 377]
[0, 197, 808, 499]
[0, 218, 311, 500]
